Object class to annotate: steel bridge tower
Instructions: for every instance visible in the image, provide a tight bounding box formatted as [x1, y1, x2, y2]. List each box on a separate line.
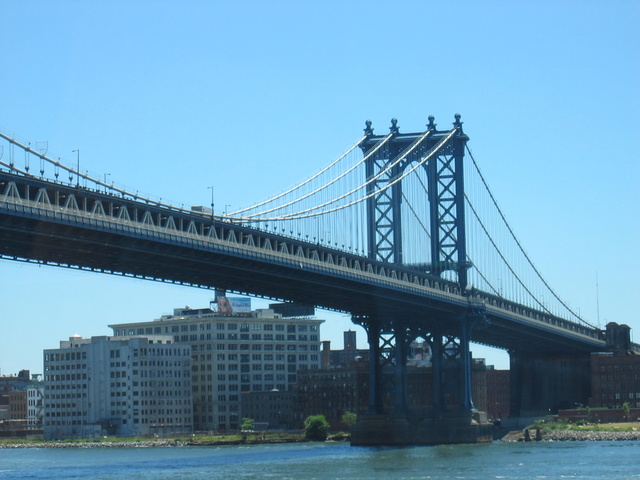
[352, 115, 491, 445]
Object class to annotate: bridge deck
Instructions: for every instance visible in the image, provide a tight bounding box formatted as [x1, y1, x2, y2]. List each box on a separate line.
[0, 171, 607, 355]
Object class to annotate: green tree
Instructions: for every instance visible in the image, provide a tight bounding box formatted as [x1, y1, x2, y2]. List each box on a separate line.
[241, 417, 255, 431]
[623, 402, 631, 421]
[341, 411, 357, 430]
[304, 414, 330, 441]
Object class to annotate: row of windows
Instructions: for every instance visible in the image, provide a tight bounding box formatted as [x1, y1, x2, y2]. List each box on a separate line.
[598, 364, 640, 373]
[196, 374, 298, 385]
[45, 374, 87, 382]
[134, 347, 191, 357]
[132, 408, 191, 417]
[45, 351, 87, 362]
[116, 322, 319, 336]
[46, 363, 86, 372]
[599, 374, 640, 382]
[45, 410, 86, 417]
[46, 393, 86, 400]
[210, 333, 318, 341]
[46, 382, 87, 391]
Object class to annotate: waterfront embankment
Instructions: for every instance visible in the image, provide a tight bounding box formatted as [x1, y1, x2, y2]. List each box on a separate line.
[0, 436, 316, 449]
[502, 428, 640, 442]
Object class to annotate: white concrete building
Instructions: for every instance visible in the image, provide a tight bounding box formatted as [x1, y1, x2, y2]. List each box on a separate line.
[110, 305, 324, 431]
[43, 335, 192, 439]
[27, 381, 45, 428]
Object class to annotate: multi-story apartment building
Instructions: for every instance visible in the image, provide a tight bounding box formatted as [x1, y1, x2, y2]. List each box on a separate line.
[9, 390, 27, 421]
[43, 335, 192, 439]
[241, 389, 299, 430]
[110, 305, 324, 432]
[27, 381, 45, 428]
[590, 351, 640, 409]
[0, 370, 31, 414]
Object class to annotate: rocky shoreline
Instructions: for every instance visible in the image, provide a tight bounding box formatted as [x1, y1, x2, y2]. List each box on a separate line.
[502, 429, 640, 442]
[3, 430, 640, 448]
[0, 437, 310, 449]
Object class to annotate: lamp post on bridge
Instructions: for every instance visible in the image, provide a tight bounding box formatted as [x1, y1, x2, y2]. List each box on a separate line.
[72, 149, 80, 187]
[207, 186, 214, 220]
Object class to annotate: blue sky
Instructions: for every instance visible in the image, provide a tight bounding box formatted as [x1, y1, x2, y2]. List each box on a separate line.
[1, 1, 638, 375]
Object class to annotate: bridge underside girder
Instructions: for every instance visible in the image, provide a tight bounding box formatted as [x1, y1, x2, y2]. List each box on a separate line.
[0, 208, 602, 357]
[0, 210, 456, 318]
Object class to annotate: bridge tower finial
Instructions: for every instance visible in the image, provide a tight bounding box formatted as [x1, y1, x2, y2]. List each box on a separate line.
[453, 113, 463, 130]
[389, 118, 399, 135]
[364, 120, 374, 136]
[427, 115, 436, 131]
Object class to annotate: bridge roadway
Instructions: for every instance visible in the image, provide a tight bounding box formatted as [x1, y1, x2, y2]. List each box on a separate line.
[0, 171, 606, 355]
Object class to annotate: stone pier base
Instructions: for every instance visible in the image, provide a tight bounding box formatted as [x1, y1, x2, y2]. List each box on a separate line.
[351, 411, 493, 446]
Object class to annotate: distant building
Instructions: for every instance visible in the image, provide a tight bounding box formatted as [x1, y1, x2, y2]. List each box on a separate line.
[9, 390, 27, 421]
[485, 367, 510, 420]
[110, 305, 324, 432]
[43, 335, 192, 439]
[296, 359, 491, 427]
[327, 330, 368, 368]
[588, 323, 640, 410]
[27, 381, 45, 428]
[590, 351, 640, 409]
[0, 370, 31, 410]
[241, 389, 299, 430]
[0, 370, 34, 432]
[296, 364, 370, 426]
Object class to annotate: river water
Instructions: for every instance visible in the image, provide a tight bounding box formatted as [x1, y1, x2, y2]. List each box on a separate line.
[1, 441, 638, 480]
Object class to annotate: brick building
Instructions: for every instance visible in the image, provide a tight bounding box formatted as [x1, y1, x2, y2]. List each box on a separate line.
[590, 352, 640, 409]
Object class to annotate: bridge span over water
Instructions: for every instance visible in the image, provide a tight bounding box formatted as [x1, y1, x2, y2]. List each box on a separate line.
[0, 117, 630, 444]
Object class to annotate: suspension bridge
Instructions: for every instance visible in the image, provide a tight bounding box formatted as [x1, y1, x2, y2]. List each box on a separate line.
[0, 115, 630, 445]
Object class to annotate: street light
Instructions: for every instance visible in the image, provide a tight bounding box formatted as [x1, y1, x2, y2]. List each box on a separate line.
[72, 149, 80, 187]
[207, 186, 214, 220]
